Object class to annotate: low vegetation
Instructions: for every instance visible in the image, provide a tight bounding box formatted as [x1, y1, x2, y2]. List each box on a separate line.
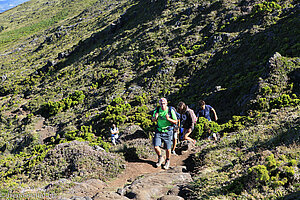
[0, 0, 299, 198]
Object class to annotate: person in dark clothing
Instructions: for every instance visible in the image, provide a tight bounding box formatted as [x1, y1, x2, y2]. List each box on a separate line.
[196, 100, 218, 141]
[196, 100, 218, 121]
[177, 101, 197, 144]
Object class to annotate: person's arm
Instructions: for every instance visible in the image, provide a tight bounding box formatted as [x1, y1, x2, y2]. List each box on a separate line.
[115, 127, 119, 134]
[166, 109, 177, 124]
[195, 108, 199, 118]
[166, 114, 177, 124]
[152, 110, 159, 122]
[211, 108, 218, 121]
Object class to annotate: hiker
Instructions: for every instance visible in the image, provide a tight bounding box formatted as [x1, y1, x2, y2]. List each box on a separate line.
[152, 98, 177, 169]
[196, 100, 218, 141]
[172, 108, 181, 155]
[196, 100, 218, 121]
[110, 124, 119, 145]
[177, 101, 197, 144]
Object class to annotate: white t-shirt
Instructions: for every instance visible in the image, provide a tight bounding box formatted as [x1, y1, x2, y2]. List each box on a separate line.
[111, 127, 119, 135]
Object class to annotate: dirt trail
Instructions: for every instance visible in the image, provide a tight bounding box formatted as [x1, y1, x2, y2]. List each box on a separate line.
[102, 151, 192, 192]
[65, 146, 196, 199]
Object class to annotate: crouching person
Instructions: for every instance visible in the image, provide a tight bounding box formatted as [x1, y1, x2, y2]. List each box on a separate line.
[177, 101, 197, 144]
[110, 124, 119, 145]
[152, 98, 177, 169]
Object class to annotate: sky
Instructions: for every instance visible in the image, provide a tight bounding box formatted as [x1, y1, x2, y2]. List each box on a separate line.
[0, 0, 30, 13]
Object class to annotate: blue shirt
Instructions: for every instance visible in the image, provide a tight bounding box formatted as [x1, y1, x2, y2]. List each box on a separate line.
[196, 105, 213, 121]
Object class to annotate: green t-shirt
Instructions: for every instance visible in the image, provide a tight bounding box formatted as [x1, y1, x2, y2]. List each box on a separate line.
[153, 107, 177, 132]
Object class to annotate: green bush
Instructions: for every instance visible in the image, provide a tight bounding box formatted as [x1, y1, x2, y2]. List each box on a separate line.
[258, 98, 269, 110]
[101, 97, 153, 131]
[247, 154, 297, 189]
[252, 1, 281, 15]
[41, 91, 85, 117]
[220, 115, 253, 134]
[64, 125, 95, 142]
[248, 165, 270, 183]
[135, 93, 148, 105]
[261, 86, 272, 95]
[270, 94, 300, 108]
[193, 117, 220, 140]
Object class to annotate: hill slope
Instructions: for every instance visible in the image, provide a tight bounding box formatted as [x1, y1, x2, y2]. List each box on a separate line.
[0, 0, 299, 199]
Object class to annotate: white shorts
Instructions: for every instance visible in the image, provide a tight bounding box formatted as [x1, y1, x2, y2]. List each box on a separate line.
[173, 131, 178, 140]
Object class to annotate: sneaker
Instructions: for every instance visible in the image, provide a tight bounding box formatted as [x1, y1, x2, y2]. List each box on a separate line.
[172, 150, 177, 155]
[164, 159, 170, 170]
[156, 156, 165, 168]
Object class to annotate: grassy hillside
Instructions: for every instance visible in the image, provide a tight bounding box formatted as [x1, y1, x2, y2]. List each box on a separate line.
[0, 0, 299, 198]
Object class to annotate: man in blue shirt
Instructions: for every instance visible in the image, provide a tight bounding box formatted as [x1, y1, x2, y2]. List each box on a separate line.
[196, 100, 218, 121]
[196, 100, 218, 141]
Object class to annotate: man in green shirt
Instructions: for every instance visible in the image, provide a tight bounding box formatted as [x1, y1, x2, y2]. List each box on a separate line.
[152, 98, 177, 169]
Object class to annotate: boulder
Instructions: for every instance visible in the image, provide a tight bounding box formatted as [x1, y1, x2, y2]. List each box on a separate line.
[122, 166, 192, 199]
[119, 125, 147, 142]
[93, 191, 130, 200]
[31, 141, 125, 181]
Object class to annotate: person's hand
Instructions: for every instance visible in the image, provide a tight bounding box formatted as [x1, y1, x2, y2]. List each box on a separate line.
[152, 112, 159, 122]
[155, 112, 159, 119]
[166, 113, 170, 120]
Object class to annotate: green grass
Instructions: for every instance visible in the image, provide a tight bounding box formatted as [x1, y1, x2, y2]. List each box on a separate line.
[0, 9, 69, 45]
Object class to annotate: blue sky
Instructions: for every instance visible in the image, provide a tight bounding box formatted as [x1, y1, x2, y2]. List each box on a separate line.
[0, 0, 29, 13]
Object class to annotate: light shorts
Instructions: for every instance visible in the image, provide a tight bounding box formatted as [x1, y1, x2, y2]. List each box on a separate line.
[173, 130, 178, 140]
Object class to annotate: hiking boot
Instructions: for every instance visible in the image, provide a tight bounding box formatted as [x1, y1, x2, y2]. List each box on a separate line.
[164, 159, 170, 170]
[156, 156, 165, 168]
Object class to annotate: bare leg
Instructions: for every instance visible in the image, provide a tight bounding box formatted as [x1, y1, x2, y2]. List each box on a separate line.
[183, 128, 195, 143]
[154, 146, 165, 167]
[172, 132, 177, 152]
[166, 148, 171, 160]
[172, 139, 177, 152]
[154, 146, 161, 156]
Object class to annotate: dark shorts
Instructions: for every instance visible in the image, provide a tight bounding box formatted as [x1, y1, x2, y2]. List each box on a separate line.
[183, 124, 195, 131]
[153, 129, 173, 150]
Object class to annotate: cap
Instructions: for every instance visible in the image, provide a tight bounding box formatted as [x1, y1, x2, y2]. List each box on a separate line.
[159, 98, 167, 105]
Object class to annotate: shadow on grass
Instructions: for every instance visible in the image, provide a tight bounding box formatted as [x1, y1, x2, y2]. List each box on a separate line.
[278, 191, 300, 200]
[168, 6, 299, 121]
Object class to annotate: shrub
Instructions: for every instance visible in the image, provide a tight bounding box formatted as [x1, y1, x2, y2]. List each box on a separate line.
[252, 2, 281, 15]
[41, 91, 85, 117]
[258, 98, 269, 110]
[247, 154, 297, 189]
[270, 94, 300, 108]
[220, 115, 253, 134]
[193, 117, 220, 140]
[248, 165, 270, 183]
[261, 86, 272, 95]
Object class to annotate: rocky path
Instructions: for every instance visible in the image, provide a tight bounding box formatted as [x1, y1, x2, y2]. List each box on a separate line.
[64, 143, 196, 200]
[103, 149, 193, 191]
